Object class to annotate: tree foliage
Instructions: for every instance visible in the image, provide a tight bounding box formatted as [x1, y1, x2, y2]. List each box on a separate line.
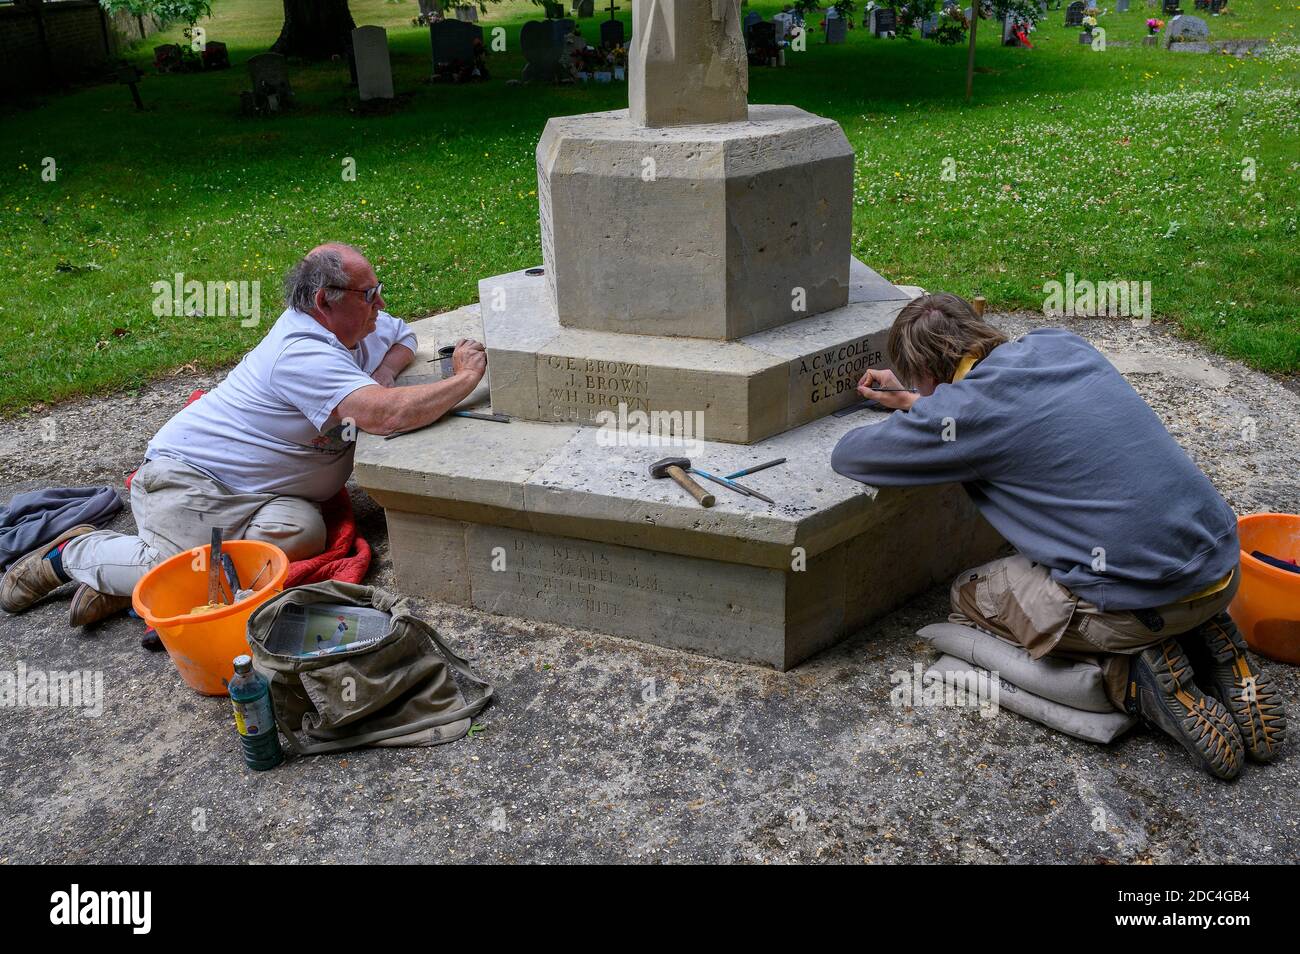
[99, 0, 212, 28]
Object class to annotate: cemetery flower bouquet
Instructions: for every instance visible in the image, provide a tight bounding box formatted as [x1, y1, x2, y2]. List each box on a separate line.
[571, 44, 605, 77]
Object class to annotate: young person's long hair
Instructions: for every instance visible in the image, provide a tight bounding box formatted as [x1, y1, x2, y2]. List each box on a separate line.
[888, 293, 1009, 387]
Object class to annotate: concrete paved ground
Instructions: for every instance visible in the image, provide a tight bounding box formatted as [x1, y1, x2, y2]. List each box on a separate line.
[1, 313, 1296, 864]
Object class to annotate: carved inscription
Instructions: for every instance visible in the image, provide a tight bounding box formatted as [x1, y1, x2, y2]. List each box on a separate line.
[537, 355, 653, 423]
[501, 536, 664, 618]
[788, 332, 889, 423]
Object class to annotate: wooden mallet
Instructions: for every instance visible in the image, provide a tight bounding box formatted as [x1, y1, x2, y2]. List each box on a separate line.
[649, 456, 715, 508]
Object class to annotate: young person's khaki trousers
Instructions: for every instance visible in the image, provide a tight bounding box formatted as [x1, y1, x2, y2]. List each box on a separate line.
[59, 457, 327, 598]
[950, 554, 1239, 712]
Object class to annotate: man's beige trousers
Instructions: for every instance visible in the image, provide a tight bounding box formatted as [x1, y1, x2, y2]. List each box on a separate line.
[59, 457, 326, 597]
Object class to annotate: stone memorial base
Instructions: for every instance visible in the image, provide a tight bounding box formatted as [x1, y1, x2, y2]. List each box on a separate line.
[481, 258, 914, 443]
[355, 306, 1007, 671]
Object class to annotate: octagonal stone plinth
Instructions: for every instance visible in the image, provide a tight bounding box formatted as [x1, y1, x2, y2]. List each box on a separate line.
[537, 105, 854, 341]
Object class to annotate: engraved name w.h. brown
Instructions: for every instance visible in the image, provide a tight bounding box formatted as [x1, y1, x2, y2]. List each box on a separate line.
[539, 355, 652, 422]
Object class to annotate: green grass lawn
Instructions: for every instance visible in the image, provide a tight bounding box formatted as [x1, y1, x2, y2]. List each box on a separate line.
[1, 0, 1298, 414]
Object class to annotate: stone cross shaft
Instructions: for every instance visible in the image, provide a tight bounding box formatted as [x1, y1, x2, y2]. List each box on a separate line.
[628, 0, 748, 127]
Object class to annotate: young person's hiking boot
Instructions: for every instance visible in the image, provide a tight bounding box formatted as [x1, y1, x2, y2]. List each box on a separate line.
[0, 525, 94, 614]
[1182, 612, 1287, 764]
[69, 584, 133, 628]
[1128, 637, 1244, 781]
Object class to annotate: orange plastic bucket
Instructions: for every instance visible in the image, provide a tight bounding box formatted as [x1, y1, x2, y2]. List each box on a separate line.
[131, 540, 290, 696]
[1229, 513, 1300, 665]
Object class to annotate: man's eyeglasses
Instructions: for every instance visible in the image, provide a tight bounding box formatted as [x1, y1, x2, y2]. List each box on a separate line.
[328, 282, 384, 304]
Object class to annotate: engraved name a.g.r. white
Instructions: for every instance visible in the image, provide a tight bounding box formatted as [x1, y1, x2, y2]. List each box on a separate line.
[501, 538, 667, 618]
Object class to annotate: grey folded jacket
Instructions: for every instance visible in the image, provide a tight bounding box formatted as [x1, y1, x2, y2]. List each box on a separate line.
[0, 486, 123, 570]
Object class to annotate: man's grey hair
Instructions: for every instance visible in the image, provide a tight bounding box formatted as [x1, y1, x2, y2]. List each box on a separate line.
[283, 244, 362, 313]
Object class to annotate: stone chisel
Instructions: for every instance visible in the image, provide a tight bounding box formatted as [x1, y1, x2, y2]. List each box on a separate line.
[384, 410, 512, 439]
[690, 468, 775, 505]
[723, 458, 787, 480]
[221, 553, 241, 600]
[208, 528, 223, 606]
[451, 410, 512, 423]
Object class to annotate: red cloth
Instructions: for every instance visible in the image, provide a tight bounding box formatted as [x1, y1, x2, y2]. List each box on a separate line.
[284, 487, 371, 587]
[128, 389, 371, 586]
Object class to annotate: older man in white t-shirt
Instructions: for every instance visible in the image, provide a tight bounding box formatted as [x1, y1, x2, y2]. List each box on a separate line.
[1, 243, 487, 627]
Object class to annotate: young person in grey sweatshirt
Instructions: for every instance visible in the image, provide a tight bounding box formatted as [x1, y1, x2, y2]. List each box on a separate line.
[831, 294, 1285, 780]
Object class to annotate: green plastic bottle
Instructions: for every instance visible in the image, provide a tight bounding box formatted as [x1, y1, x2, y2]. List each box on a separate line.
[228, 655, 284, 771]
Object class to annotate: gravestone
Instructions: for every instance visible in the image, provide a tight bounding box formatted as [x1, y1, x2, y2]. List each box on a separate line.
[748, 21, 779, 64]
[153, 43, 183, 73]
[202, 41, 230, 70]
[246, 52, 293, 114]
[352, 26, 394, 101]
[826, 16, 848, 42]
[870, 7, 897, 34]
[1166, 13, 1209, 44]
[1064, 1, 1085, 25]
[430, 19, 483, 75]
[358, 0, 1005, 672]
[522, 19, 569, 81]
[600, 18, 625, 48]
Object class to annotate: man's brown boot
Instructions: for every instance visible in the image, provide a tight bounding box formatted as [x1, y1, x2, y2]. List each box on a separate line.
[1184, 612, 1287, 763]
[69, 584, 133, 628]
[1128, 637, 1245, 781]
[0, 524, 95, 614]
